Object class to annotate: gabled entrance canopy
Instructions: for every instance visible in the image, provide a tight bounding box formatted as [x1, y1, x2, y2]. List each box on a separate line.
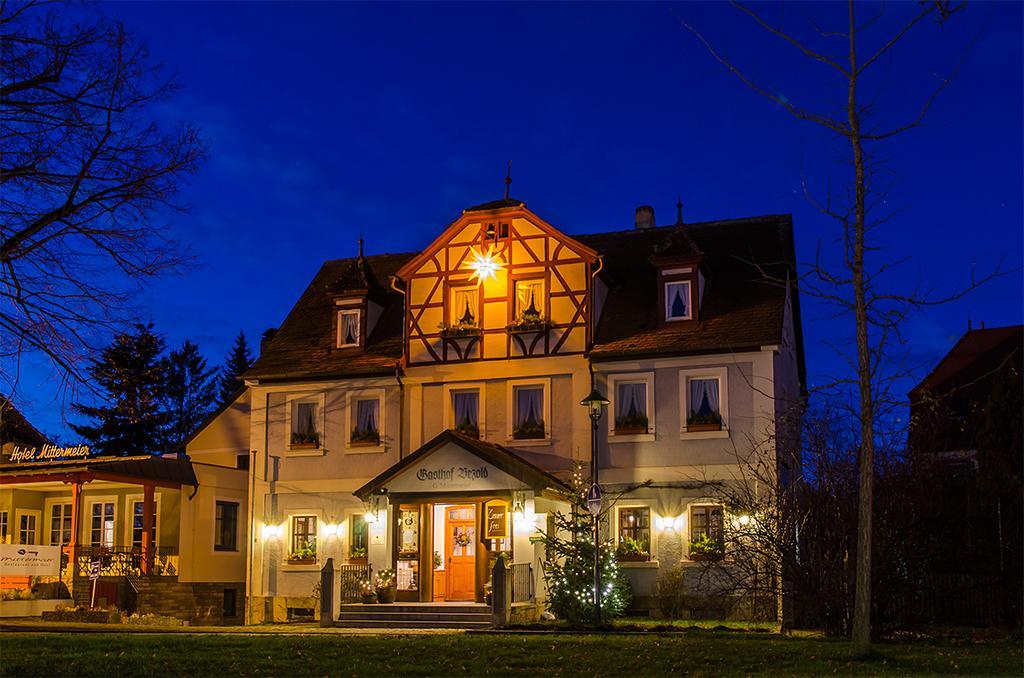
[354, 430, 570, 501]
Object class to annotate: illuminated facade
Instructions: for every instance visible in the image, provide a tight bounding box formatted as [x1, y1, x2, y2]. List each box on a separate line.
[191, 197, 805, 622]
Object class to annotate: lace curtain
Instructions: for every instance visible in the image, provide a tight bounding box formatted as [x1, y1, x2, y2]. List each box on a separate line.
[516, 280, 543, 317]
[452, 288, 478, 325]
[689, 378, 720, 417]
[340, 311, 360, 345]
[666, 282, 689, 319]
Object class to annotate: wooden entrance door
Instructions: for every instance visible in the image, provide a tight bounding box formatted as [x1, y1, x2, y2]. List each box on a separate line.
[444, 505, 476, 601]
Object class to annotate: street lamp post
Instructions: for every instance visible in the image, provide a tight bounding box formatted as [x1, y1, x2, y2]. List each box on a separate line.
[580, 387, 609, 626]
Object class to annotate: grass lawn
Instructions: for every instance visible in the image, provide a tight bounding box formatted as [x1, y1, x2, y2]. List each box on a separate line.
[0, 630, 1020, 676]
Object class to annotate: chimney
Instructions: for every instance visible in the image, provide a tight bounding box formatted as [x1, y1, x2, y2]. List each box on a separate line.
[634, 205, 655, 230]
[260, 327, 278, 356]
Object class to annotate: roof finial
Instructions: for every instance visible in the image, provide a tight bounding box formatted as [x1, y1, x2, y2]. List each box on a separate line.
[358, 233, 364, 259]
[676, 197, 684, 226]
[504, 160, 512, 200]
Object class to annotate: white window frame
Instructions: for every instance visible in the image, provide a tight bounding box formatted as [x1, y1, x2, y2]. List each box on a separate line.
[85, 497, 117, 548]
[442, 382, 487, 440]
[125, 494, 162, 550]
[614, 504, 656, 561]
[336, 308, 362, 348]
[607, 372, 656, 443]
[14, 509, 40, 546]
[664, 280, 692, 321]
[43, 498, 74, 547]
[285, 392, 326, 456]
[346, 388, 386, 453]
[679, 366, 730, 440]
[284, 510, 322, 569]
[506, 377, 552, 446]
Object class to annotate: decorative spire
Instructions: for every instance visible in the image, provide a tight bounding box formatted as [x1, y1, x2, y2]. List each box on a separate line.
[358, 233, 364, 259]
[504, 160, 512, 200]
[676, 197, 684, 225]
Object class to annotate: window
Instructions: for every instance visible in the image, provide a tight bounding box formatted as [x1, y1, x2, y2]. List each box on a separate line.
[350, 397, 380, 446]
[236, 453, 250, 470]
[450, 286, 479, 327]
[19, 513, 37, 545]
[614, 382, 649, 434]
[514, 279, 544, 320]
[337, 308, 361, 347]
[617, 507, 651, 560]
[130, 501, 158, 550]
[215, 501, 239, 552]
[50, 504, 72, 546]
[0, 511, 7, 542]
[512, 385, 545, 440]
[687, 377, 722, 430]
[90, 502, 115, 548]
[223, 588, 237, 617]
[664, 281, 691, 321]
[290, 400, 320, 448]
[451, 389, 480, 438]
[689, 505, 724, 559]
[349, 514, 368, 560]
[289, 516, 317, 560]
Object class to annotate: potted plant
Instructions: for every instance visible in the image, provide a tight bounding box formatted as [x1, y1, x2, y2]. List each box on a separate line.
[512, 418, 545, 440]
[290, 431, 320, 449]
[350, 426, 380, 447]
[349, 546, 367, 564]
[686, 411, 723, 432]
[359, 579, 377, 604]
[374, 569, 397, 604]
[438, 320, 481, 340]
[432, 551, 443, 570]
[688, 534, 724, 562]
[614, 413, 649, 435]
[287, 543, 317, 565]
[615, 536, 650, 562]
[506, 307, 552, 334]
[453, 418, 480, 439]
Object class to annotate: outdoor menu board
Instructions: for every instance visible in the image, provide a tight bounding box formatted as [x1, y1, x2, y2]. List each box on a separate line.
[485, 501, 508, 539]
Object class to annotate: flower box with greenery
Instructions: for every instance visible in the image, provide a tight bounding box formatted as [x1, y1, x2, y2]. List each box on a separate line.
[290, 431, 320, 449]
[688, 534, 724, 562]
[505, 308, 552, 335]
[614, 413, 649, 435]
[438, 320, 482, 340]
[615, 536, 651, 562]
[349, 426, 380, 447]
[453, 419, 479, 439]
[287, 543, 317, 564]
[686, 411, 723, 433]
[359, 579, 377, 604]
[374, 569, 396, 604]
[348, 546, 367, 563]
[432, 551, 443, 570]
[512, 419, 545, 440]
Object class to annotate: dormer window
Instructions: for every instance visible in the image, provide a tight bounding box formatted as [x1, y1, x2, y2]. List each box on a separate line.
[664, 281, 692, 321]
[337, 309, 361, 347]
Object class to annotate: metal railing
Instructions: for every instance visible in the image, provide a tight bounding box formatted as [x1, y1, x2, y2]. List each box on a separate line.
[511, 562, 534, 603]
[338, 563, 372, 602]
[73, 546, 179, 578]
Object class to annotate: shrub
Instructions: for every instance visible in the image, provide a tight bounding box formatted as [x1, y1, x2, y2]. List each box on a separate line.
[657, 567, 689, 619]
[125, 612, 185, 627]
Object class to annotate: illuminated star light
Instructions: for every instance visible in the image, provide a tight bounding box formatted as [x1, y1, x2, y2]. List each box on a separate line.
[464, 244, 504, 283]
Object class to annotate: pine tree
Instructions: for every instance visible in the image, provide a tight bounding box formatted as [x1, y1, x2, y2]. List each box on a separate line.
[71, 324, 170, 456]
[218, 331, 253, 403]
[163, 340, 218, 451]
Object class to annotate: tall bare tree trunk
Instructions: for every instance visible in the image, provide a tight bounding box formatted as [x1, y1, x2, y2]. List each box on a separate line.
[847, 1, 875, 656]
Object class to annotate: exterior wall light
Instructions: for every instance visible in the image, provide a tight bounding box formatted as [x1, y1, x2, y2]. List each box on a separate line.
[658, 515, 684, 531]
[737, 514, 751, 527]
[261, 523, 282, 540]
[322, 523, 340, 538]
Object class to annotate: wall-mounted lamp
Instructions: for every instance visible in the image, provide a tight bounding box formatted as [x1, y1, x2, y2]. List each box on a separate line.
[512, 492, 525, 523]
[261, 523, 282, 540]
[657, 515, 684, 532]
[322, 523, 340, 538]
[736, 514, 752, 527]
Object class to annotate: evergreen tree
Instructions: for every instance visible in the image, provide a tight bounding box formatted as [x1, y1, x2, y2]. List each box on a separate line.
[163, 340, 219, 451]
[71, 324, 170, 456]
[218, 331, 253, 403]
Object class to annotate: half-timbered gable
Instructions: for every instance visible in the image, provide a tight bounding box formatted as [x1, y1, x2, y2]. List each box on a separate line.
[396, 200, 598, 366]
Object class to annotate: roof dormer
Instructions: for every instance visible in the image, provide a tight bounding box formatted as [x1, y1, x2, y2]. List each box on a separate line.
[650, 206, 706, 324]
[327, 245, 387, 349]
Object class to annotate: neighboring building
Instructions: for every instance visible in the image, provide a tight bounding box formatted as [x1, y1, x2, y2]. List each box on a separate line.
[0, 396, 249, 624]
[201, 196, 805, 622]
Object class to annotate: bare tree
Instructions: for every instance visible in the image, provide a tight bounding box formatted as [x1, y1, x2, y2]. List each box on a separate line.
[680, 0, 997, 655]
[1, 1, 205, 399]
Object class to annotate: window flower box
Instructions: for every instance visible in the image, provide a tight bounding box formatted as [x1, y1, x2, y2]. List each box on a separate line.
[506, 318, 552, 334]
[686, 412, 723, 433]
[453, 422, 479, 439]
[348, 546, 367, 564]
[616, 537, 651, 562]
[287, 544, 317, 565]
[512, 420, 545, 440]
[688, 535, 724, 562]
[614, 414, 649, 436]
[438, 322, 482, 340]
[350, 428, 380, 447]
[290, 432, 320, 449]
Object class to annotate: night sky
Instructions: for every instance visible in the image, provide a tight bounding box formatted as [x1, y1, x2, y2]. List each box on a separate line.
[20, 2, 1023, 439]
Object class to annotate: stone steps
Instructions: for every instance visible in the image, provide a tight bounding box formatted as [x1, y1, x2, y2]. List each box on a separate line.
[337, 603, 492, 629]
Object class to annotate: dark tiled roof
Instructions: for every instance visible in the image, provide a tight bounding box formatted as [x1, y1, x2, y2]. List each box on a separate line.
[580, 215, 800, 361]
[464, 197, 526, 212]
[0, 454, 198, 487]
[0, 398, 50, 447]
[244, 213, 803, 382]
[911, 325, 1023, 396]
[243, 253, 414, 381]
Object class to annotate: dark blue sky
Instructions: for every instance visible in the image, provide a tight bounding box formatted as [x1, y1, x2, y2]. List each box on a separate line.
[23, 2, 1023, 438]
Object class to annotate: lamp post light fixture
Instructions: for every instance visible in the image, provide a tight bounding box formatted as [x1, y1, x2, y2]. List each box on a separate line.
[580, 387, 609, 625]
